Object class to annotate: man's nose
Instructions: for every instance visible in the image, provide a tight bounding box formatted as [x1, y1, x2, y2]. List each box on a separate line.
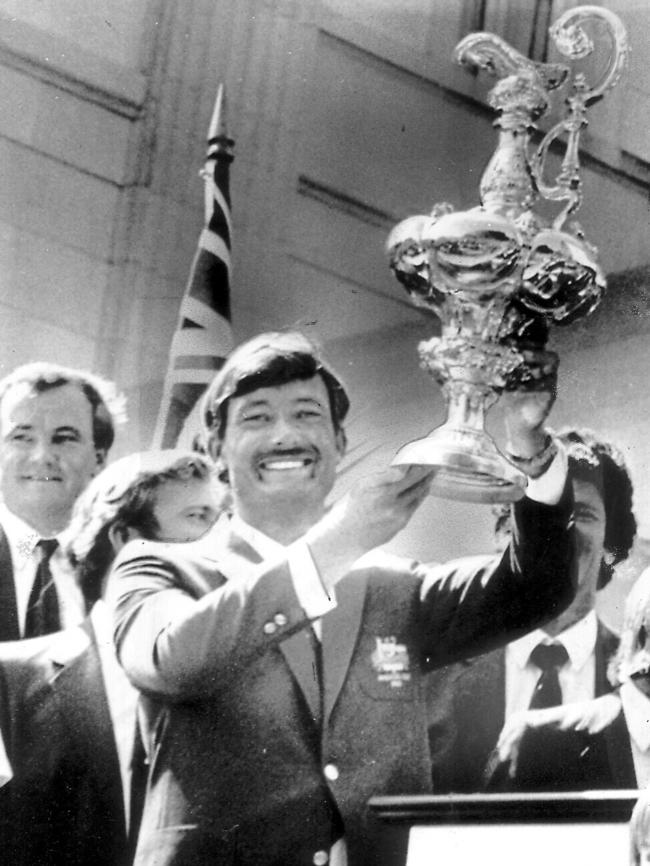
[270, 415, 300, 446]
[28, 438, 59, 464]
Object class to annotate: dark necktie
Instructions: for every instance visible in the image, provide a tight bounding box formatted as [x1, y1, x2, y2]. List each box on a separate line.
[24, 539, 61, 637]
[127, 720, 148, 859]
[528, 642, 569, 709]
[513, 641, 575, 790]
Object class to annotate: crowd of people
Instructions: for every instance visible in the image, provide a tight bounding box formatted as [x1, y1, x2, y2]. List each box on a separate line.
[0, 331, 647, 865]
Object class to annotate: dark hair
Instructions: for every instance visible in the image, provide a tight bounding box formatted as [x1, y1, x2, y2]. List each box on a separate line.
[201, 331, 350, 445]
[493, 427, 636, 589]
[66, 450, 216, 605]
[0, 362, 126, 452]
[557, 427, 637, 572]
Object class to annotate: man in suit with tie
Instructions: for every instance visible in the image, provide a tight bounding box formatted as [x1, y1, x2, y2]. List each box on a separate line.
[110, 330, 577, 866]
[428, 428, 637, 793]
[0, 362, 125, 640]
[0, 449, 222, 865]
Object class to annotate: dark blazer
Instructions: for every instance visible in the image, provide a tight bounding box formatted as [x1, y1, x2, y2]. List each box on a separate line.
[428, 620, 637, 793]
[110, 491, 575, 866]
[0, 619, 133, 866]
[0, 524, 21, 641]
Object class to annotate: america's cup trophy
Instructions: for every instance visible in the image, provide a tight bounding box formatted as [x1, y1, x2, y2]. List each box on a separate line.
[387, 6, 628, 502]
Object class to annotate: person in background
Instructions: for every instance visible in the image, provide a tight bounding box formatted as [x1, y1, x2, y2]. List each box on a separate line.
[429, 428, 637, 793]
[0, 362, 125, 640]
[616, 565, 650, 788]
[0, 450, 221, 866]
[630, 788, 650, 865]
[109, 330, 576, 866]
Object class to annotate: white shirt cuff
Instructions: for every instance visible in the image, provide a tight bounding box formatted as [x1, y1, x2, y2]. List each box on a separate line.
[0, 730, 12, 787]
[525, 440, 568, 505]
[287, 540, 337, 621]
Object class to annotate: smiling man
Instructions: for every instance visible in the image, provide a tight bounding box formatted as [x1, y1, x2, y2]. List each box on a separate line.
[0, 362, 124, 639]
[110, 330, 577, 866]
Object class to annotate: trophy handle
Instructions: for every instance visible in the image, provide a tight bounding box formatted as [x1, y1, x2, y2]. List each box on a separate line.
[531, 6, 630, 230]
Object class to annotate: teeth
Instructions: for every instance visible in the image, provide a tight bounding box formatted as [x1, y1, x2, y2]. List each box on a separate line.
[262, 460, 307, 470]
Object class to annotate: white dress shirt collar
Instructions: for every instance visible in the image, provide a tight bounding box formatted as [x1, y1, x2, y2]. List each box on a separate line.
[508, 609, 598, 672]
[0, 502, 47, 561]
[0, 502, 85, 633]
[227, 513, 336, 635]
[229, 513, 287, 556]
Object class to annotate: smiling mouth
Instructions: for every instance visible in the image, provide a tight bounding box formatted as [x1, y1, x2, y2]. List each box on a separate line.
[256, 452, 318, 476]
[22, 475, 62, 483]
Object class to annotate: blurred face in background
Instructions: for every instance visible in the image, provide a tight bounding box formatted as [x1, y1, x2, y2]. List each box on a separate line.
[153, 476, 221, 543]
[543, 476, 606, 637]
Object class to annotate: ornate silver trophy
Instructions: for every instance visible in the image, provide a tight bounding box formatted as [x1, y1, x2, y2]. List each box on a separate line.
[386, 6, 628, 502]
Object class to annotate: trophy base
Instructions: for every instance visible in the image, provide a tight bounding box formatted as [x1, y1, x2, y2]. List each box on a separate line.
[391, 425, 527, 504]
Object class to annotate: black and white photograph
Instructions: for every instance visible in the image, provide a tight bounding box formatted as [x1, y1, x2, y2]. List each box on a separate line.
[0, 1, 649, 864]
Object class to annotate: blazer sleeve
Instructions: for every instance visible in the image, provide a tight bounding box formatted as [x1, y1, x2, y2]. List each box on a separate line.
[417, 483, 576, 667]
[109, 541, 314, 700]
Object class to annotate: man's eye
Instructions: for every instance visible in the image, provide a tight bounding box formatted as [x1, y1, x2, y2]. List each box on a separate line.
[241, 413, 270, 424]
[53, 434, 81, 445]
[186, 509, 215, 524]
[296, 409, 322, 420]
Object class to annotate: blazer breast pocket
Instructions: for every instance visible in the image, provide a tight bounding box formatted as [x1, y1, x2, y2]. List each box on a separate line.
[354, 635, 417, 701]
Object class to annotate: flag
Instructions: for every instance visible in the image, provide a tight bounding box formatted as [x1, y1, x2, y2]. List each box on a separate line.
[153, 84, 235, 448]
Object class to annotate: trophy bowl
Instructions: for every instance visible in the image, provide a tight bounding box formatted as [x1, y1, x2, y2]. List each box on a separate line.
[385, 6, 627, 503]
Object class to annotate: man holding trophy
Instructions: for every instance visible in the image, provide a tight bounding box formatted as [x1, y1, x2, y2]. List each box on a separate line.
[108, 329, 575, 866]
[109, 6, 629, 866]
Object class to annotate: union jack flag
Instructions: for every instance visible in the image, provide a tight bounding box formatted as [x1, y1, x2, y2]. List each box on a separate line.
[153, 84, 234, 448]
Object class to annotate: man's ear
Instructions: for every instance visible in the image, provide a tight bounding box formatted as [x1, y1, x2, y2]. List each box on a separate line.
[335, 428, 347, 457]
[108, 522, 140, 553]
[207, 436, 221, 462]
[208, 437, 230, 484]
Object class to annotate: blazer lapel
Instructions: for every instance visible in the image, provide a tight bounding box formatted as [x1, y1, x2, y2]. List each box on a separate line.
[0, 525, 20, 640]
[321, 569, 369, 725]
[280, 627, 322, 723]
[52, 622, 127, 841]
[595, 620, 618, 696]
[211, 526, 323, 722]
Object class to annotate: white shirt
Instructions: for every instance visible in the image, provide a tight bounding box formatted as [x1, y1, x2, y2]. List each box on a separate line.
[505, 611, 598, 718]
[91, 600, 140, 831]
[524, 443, 569, 506]
[0, 504, 86, 635]
[620, 681, 650, 788]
